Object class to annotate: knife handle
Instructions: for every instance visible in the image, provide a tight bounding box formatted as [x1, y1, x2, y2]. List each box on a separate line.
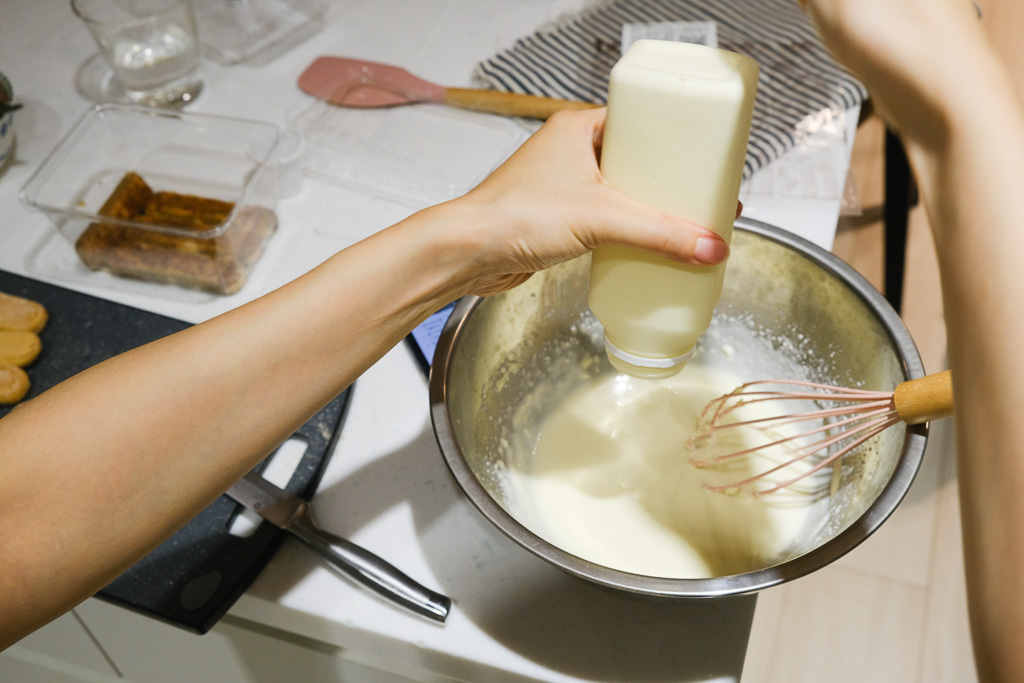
[288, 510, 451, 623]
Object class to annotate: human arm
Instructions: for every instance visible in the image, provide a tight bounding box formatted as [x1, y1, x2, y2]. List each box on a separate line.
[801, 1, 1024, 679]
[0, 108, 727, 650]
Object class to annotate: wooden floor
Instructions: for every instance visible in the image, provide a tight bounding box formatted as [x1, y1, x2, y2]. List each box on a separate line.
[742, 4, 1023, 674]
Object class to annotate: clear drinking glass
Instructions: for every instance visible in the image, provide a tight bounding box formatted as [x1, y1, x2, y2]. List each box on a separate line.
[72, 0, 203, 106]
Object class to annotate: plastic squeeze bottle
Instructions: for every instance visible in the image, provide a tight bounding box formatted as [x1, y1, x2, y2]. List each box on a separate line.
[589, 40, 759, 378]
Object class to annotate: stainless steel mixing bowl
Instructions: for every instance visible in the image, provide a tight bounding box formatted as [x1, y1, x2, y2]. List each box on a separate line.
[429, 218, 927, 598]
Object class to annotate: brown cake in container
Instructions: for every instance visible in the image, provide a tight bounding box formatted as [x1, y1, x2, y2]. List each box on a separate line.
[75, 172, 277, 295]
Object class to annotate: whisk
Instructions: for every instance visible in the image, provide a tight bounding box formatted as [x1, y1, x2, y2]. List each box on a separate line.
[689, 370, 954, 496]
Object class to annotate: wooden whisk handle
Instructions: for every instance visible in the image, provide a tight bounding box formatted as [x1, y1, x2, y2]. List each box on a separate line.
[893, 370, 954, 425]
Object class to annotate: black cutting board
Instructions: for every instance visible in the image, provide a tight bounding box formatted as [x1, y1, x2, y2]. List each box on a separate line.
[0, 270, 351, 634]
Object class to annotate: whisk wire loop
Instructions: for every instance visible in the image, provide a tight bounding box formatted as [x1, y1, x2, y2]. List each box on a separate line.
[708, 413, 903, 495]
[690, 402, 898, 466]
[690, 379, 906, 496]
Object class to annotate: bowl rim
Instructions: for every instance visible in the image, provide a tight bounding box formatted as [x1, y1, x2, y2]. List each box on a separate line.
[429, 217, 929, 599]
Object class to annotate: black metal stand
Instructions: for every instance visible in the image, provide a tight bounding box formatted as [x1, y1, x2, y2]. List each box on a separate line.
[883, 129, 918, 314]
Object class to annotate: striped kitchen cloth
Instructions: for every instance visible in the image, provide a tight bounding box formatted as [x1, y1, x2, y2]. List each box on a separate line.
[474, 0, 867, 180]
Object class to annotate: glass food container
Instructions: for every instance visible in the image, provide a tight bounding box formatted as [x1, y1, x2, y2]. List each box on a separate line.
[20, 103, 283, 295]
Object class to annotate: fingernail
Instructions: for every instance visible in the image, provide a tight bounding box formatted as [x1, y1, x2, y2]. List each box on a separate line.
[694, 237, 729, 264]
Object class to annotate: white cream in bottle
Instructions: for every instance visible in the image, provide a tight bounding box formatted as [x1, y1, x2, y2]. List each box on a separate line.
[589, 40, 759, 378]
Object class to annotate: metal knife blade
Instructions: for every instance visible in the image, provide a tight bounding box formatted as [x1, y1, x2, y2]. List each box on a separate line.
[226, 471, 451, 623]
[227, 471, 307, 529]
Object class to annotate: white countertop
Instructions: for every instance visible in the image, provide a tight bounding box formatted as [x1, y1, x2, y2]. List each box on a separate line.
[0, 1, 856, 680]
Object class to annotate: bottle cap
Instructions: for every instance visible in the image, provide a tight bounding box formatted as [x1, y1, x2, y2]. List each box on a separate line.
[603, 335, 695, 378]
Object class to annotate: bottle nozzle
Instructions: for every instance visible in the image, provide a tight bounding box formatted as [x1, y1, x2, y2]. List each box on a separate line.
[603, 336, 695, 379]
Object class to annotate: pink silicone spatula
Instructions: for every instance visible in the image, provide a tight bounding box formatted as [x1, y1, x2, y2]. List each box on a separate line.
[298, 56, 600, 120]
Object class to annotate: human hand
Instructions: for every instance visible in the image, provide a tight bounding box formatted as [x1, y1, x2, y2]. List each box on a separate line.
[442, 107, 732, 297]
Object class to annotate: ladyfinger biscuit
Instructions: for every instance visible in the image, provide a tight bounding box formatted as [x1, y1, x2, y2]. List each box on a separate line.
[0, 291, 48, 333]
[142, 192, 234, 230]
[98, 171, 154, 220]
[0, 364, 29, 404]
[0, 330, 42, 367]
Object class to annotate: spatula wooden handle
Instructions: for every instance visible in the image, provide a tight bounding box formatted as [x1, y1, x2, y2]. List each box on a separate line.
[894, 370, 954, 425]
[443, 88, 601, 119]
